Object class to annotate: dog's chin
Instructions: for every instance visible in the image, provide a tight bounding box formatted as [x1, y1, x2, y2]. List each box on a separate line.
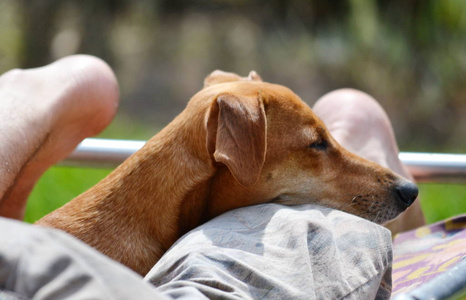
[270, 194, 319, 206]
[365, 207, 404, 225]
[270, 194, 407, 225]
[344, 201, 409, 225]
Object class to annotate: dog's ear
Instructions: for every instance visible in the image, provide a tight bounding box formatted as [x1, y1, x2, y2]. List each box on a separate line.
[206, 93, 267, 186]
[204, 70, 243, 88]
[204, 70, 263, 88]
[247, 70, 263, 82]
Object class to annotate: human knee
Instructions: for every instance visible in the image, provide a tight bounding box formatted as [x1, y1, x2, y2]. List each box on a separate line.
[314, 88, 390, 126]
[0, 69, 25, 87]
[314, 88, 380, 111]
[57, 55, 120, 128]
[61, 55, 119, 99]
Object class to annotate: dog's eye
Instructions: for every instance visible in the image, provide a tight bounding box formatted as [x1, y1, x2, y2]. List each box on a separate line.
[309, 139, 328, 151]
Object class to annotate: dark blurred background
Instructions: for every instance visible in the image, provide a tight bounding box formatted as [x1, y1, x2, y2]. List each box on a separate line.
[1, 0, 465, 152]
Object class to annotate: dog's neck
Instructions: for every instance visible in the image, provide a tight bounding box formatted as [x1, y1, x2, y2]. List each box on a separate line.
[39, 109, 216, 275]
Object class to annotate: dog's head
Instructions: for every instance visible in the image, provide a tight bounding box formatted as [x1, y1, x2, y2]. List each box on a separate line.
[198, 70, 417, 224]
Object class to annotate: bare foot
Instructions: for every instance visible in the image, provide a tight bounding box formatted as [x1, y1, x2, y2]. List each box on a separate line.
[0, 55, 119, 220]
[313, 89, 425, 234]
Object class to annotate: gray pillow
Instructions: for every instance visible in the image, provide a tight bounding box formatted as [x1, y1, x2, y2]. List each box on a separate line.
[146, 204, 393, 300]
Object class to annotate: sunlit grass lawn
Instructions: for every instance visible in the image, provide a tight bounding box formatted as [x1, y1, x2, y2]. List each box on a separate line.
[418, 183, 466, 224]
[24, 167, 111, 223]
[24, 166, 466, 224]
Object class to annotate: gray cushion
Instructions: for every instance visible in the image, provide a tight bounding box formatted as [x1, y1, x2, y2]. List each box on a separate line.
[145, 204, 393, 300]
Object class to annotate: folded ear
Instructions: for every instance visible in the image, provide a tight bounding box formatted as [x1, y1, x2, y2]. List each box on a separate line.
[204, 70, 243, 88]
[247, 70, 263, 82]
[203, 70, 263, 88]
[206, 93, 267, 186]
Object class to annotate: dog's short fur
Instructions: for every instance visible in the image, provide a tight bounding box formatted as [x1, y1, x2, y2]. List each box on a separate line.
[37, 71, 417, 275]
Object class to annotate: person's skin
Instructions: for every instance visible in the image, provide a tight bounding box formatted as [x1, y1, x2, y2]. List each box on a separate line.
[0, 55, 119, 220]
[0, 56, 424, 234]
[313, 89, 426, 234]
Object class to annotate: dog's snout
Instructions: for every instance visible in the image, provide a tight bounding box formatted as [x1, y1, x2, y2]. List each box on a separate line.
[394, 181, 419, 208]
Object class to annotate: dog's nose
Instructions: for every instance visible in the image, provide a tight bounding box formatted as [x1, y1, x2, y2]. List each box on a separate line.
[395, 181, 419, 208]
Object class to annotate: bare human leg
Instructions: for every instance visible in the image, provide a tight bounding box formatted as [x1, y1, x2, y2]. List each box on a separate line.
[312, 89, 425, 235]
[0, 55, 119, 220]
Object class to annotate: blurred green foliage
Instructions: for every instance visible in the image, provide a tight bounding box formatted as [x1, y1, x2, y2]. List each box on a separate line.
[25, 167, 112, 223]
[0, 0, 464, 223]
[419, 183, 466, 224]
[1, 0, 465, 151]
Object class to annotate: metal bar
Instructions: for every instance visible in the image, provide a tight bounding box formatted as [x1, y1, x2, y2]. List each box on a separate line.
[399, 152, 466, 184]
[59, 138, 466, 184]
[59, 138, 146, 169]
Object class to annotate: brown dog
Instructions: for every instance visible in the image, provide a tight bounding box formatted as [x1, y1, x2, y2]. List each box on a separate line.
[37, 71, 418, 275]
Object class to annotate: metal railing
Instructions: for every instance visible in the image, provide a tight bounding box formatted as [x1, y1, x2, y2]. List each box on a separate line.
[60, 138, 466, 184]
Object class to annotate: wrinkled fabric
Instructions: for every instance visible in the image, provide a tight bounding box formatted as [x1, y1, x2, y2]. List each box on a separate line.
[0, 218, 167, 300]
[146, 204, 393, 300]
[0, 204, 393, 300]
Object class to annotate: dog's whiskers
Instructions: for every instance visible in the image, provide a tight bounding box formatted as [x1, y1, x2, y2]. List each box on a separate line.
[338, 195, 366, 212]
[337, 198, 358, 211]
[334, 194, 394, 224]
[372, 210, 382, 223]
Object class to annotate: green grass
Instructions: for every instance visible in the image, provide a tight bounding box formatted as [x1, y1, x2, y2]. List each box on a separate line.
[418, 183, 466, 224]
[24, 166, 466, 224]
[24, 167, 112, 223]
